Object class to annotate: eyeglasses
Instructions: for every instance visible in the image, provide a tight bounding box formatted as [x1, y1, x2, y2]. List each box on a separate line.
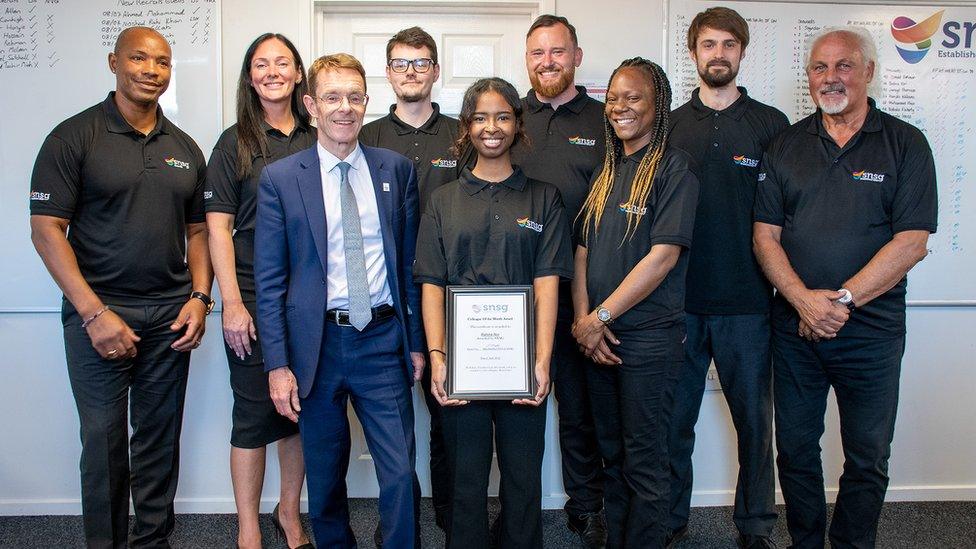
[388, 58, 434, 73]
[315, 93, 369, 107]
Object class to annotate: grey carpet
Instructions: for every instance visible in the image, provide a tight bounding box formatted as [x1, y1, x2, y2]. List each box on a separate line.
[0, 500, 973, 548]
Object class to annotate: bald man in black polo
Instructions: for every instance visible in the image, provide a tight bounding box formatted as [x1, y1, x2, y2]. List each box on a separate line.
[30, 27, 212, 548]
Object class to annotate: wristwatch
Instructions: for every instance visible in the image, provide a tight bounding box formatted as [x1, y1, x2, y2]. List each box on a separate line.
[837, 288, 856, 311]
[596, 306, 614, 325]
[190, 291, 215, 315]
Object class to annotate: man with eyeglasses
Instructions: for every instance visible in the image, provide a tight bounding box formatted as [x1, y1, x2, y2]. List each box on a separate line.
[255, 52, 425, 548]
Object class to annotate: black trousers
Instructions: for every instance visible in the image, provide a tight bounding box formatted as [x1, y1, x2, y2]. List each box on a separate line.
[552, 288, 605, 519]
[668, 313, 776, 536]
[587, 323, 684, 549]
[773, 327, 905, 549]
[441, 399, 547, 549]
[63, 300, 191, 549]
[420, 356, 450, 521]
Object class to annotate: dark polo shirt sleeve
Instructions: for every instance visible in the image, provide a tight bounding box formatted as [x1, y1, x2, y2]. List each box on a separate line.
[891, 128, 938, 233]
[649, 157, 698, 248]
[415, 201, 448, 286]
[754, 149, 786, 226]
[29, 92, 206, 304]
[204, 130, 240, 215]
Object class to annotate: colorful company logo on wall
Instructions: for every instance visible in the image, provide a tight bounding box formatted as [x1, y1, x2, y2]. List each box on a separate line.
[516, 217, 544, 232]
[568, 135, 597, 146]
[891, 10, 945, 63]
[852, 170, 885, 182]
[430, 158, 457, 168]
[733, 154, 759, 168]
[165, 156, 191, 170]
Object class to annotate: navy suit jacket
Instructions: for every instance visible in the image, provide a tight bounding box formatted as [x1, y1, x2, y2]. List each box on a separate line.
[254, 144, 424, 398]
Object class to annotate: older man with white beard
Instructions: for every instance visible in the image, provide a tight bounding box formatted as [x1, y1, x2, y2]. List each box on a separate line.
[510, 14, 608, 549]
[753, 27, 937, 549]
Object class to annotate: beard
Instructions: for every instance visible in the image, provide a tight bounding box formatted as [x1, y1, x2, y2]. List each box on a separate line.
[395, 80, 430, 103]
[530, 65, 575, 99]
[817, 84, 849, 114]
[698, 60, 737, 88]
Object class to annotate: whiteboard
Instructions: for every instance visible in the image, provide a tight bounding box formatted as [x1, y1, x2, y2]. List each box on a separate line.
[666, 1, 975, 303]
[0, 0, 221, 310]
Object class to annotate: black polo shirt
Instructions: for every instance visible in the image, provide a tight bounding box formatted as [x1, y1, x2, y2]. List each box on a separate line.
[512, 86, 606, 238]
[582, 145, 700, 332]
[359, 103, 472, 213]
[754, 99, 938, 338]
[205, 120, 315, 300]
[414, 167, 573, 287]
[30, 92, 206, 305]
[669, 87, 789, 315]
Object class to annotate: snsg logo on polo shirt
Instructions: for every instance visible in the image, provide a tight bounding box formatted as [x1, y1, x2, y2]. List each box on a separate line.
[568, 135, 597, 146]
[618, 202, 647, 215]
[165, 157, 191, 170]
[516, 217, 544, 232]
[733, 154, 759, 168]
[30, 191, 51, 201]
[852, 170, 885, 182]
[430, 158, 457, 169]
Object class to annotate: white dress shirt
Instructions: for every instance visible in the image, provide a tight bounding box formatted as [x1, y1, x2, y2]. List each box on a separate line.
[317, 142, 392, 310]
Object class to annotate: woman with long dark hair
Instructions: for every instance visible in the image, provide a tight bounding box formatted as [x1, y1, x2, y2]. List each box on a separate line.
[572, 58, 700, 548]
[413, 77, 573, 549]
[204, 33, 314, 549]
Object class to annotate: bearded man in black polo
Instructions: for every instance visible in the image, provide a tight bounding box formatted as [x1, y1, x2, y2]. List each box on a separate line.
[754, 27, 937, 549]
[666, 8, 787, 549]
[30, 27, 212, 549]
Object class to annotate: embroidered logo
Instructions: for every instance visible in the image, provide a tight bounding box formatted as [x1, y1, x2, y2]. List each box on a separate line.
[758, 173, 767, 182]
[382, 182, 391, 192]
[203, 191, 213, 200]
[618, 202, 647, 215]
[852, 170, 885, 182]
[568, 135, 597, 146]
[733, 154, 759, 168]
[165, 157, 191, 170]
[431, 158, 457, 168]
[516, 217, 544, 232]
[29, 191, 51, 201]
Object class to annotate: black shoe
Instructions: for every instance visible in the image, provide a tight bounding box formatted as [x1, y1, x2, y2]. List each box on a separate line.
[567, 512, 608, 549]
[738, 534, 776, 549]
[373, 523, 382, 548]
[270, 503, 315, 549]
[665, 525, 689, 548]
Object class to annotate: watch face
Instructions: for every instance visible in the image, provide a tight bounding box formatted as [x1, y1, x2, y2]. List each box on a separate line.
[597, 308, 611, 322]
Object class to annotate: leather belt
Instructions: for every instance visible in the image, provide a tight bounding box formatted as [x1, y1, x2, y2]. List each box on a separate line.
[325, 303, 395, 327]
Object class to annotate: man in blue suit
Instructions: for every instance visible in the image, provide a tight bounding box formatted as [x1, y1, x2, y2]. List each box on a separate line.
[254, 52, 425, 548]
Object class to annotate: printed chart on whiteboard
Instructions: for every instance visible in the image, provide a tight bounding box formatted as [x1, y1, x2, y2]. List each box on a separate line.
[667, 1, 976, 302]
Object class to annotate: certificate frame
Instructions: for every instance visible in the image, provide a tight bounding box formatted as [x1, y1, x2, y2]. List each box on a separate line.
[446, 285, 535, 400]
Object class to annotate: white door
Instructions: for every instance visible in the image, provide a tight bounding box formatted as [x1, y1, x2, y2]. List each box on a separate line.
[315, 3, 539, 120]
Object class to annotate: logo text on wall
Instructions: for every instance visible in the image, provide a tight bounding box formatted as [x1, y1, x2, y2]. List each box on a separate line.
[891, 10, 976, 63]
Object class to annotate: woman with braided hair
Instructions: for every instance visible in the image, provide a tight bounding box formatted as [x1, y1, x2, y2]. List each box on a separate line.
[571, 57, 700, 548]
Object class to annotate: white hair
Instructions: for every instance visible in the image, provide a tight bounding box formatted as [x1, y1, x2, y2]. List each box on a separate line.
[804, 26, 878, 70]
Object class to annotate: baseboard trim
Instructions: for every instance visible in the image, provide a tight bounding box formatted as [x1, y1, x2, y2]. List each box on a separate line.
[3, 486, 974, 516]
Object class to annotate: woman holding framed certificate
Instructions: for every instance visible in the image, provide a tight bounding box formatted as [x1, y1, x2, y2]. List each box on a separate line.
[571, 58, 700, 549]
[413, 77, 574, 549]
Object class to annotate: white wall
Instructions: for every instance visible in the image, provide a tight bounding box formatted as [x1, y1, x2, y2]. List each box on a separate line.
[2, 0, 973, 516]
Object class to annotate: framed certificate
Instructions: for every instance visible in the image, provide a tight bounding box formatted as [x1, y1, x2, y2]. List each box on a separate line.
[446, 285, 535, 400]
